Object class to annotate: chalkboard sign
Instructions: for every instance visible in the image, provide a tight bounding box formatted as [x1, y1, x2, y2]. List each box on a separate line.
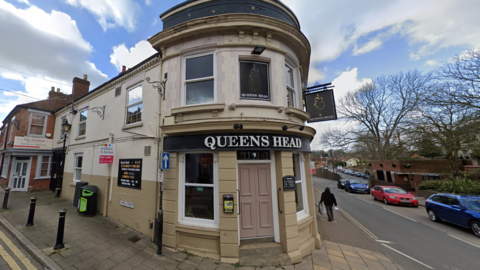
[283, 175, 296, 191]
[118, 159, 142, 190]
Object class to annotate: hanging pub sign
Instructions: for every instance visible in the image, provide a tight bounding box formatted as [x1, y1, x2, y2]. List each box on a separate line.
[305, 89, 337, 123]
[118, 159, 142, 190]
[239, 61, 270, 101]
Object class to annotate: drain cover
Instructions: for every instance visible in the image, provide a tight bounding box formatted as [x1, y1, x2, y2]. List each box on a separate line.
[128, 235, 141, 243]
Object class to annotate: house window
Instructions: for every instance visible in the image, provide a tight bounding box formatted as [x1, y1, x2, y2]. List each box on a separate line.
[36, 156, 52, 178]
[78, 110, 87, 136]
[74, 154, 83, 182]
[286, 64, 295, 107]
[240, 61, 270, 101]
[29, 114, 47, 136]
[8, 119, 14, 143]
[181, 153, 218, 227]
[1, 155, 10, 178]
[293, 153, 308, 218]
[184, 53, 215, 105]
[126, 83, 143, 125]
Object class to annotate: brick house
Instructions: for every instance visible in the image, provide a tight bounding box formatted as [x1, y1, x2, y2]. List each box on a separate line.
[0, 76, 89, 191]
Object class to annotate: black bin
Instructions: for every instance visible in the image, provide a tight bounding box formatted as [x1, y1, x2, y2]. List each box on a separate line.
[73, 181, 88, 207]
[78, 185, 98, 217]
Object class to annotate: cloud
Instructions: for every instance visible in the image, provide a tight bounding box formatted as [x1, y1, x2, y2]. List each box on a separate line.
[15, 0, 29, 4]
[145, 0, 151, 6]
[152, 18, 158, 26]
[307, 68, 372, 150]
[64, 0, 141, 32]
[425, 60, 440, 67]
[282, 0, 480, 83]
[110, 40, 157, 72]
[0, 0, 107, 118]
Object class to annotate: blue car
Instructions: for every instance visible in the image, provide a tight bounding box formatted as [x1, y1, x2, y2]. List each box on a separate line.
[425, 194, 480, 238]
[345, 180, 370, 194]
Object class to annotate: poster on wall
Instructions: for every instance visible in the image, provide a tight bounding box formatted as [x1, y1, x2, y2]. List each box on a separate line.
[305, 89, 337, 122]
[239, 61, 270, 101]
[118, 159, 142, 189]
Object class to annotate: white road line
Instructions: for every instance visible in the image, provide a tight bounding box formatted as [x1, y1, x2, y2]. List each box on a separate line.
[381, 244, 434, 269]
[375, 239, 394, 244]
[449, 235, 480, 249]
[383, 208, 417, 222]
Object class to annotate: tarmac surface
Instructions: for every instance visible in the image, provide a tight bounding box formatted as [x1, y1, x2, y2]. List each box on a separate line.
[1, 182, 406, 270]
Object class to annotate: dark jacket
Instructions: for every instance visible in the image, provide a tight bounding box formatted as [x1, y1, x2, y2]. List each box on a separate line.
[320, 188, 337, 206]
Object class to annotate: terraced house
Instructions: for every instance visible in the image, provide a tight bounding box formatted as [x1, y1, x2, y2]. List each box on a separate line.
[53, 0, 320, 266]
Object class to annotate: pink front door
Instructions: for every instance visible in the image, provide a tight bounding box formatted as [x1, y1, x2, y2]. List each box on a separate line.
[239, 164, 274, 238]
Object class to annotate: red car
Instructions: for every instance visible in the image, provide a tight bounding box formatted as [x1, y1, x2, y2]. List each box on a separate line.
[371, 186, 419, 207]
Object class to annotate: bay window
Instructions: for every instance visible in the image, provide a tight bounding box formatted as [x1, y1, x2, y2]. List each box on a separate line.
[286, 64, 295, 107]
[184, 53, 215, 105]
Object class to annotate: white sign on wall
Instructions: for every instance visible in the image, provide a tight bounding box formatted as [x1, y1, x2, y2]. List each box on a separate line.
[13, 137, 53, 150]
[99, 144, 115, 164]
[120, 200, 134, 209]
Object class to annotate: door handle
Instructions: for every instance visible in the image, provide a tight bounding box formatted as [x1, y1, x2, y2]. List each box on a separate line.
[277, 188, 283, 214]
[237, 189, 240, 216]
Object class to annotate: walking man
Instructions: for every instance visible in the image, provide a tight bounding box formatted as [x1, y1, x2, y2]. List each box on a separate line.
[320, 187, 337, 222]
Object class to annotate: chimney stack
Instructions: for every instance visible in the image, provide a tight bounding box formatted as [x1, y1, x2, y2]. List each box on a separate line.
[122, 65, 126, 73]
[50, 86, 55, 91]
[72, 74, 90, 101]
[57, 88, 61, 92]
[83, 74, 88, 80]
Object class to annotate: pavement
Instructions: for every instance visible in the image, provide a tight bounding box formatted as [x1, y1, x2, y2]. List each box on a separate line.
[1, 186, 406, 270]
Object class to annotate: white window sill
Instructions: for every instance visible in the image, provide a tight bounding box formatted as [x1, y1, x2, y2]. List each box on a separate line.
[122, 122, 143, 130]
[27, 134, 46, 138]
[296, 210, 309, 221]
[171, 103, 225, 115]
[177, 219, 219, 229]
[75, 136, 86, 140]
[284, 107, 310, 121]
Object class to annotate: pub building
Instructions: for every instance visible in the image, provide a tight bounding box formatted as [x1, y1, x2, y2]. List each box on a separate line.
[53, 0, 320, 266]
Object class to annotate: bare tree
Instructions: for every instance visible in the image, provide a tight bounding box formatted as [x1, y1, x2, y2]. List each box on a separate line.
[321, 70, 431, 160]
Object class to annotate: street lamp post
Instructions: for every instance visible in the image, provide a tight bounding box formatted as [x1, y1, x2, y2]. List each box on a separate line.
[55, 120, 71, 198]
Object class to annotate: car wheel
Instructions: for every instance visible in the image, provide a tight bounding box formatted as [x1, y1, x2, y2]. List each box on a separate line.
[413, 205, 419, 208]
[383, 197, 389, 205]
[372, 194, 376, 201]
[471, 221, 480, 238]
[428, 209, 441, 222]
[350, 188, 354, 193]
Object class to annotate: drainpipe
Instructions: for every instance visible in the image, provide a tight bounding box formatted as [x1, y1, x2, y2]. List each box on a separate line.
[0, 120, 11, 178]
[103, 133, 114, 217]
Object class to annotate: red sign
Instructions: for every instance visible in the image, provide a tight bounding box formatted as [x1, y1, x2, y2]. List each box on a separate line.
[100, 155, 114, 164]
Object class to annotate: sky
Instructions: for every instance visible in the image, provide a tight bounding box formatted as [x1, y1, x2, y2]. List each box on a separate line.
[1, 0, 479, 151]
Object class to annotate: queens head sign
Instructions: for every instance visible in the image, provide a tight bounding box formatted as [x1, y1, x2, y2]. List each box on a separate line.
[304, 86, 337, 123]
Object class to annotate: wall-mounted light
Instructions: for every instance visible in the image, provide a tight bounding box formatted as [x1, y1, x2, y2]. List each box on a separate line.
[233, 124, 243, 129]
[11, 119, 21, 130]
[282, 125, 304, 131]
[251, 45, 266, 55]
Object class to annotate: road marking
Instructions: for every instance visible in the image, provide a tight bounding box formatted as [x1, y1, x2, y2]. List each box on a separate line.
[381, 244, 434, 269]
[383, 208, 417, 222]
[375, 239, 394, 244]
[449, 235, 480, 249]
[0, 242, 22, 270]
[338, 207, 378, 239]
[0, 229, 37, 270]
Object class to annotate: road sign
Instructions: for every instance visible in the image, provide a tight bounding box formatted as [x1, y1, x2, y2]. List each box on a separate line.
[99, 144, 115, 164]
[161, 152, 170, 170]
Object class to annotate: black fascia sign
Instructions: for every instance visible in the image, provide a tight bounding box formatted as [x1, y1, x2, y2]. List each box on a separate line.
[118, 159, 142, 190]
[305, 89, 337, 123]
[283, 175, 296, 191]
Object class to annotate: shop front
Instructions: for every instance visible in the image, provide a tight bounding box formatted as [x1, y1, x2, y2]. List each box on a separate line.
[161, 132, 320, 264]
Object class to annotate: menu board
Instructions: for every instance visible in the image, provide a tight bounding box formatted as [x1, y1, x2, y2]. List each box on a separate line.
[118, 159, 142, 189]
[283, 175, 296, 191]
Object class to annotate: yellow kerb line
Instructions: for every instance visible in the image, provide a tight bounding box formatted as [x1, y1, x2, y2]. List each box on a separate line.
[338, 206, 378, 239]
[0, 229, 37, 270]
[0, 241, 22, 270]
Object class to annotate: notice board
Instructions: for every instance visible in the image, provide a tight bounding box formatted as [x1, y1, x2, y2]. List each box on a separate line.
[118, 159, 142, 189]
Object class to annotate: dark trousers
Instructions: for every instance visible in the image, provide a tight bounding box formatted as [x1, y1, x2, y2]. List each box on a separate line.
[325, 205, 334, 221]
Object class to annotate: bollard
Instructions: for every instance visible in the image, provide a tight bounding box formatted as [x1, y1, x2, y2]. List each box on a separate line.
[53, 209, 67, 250]
[155, 210, 163, 255]
[1, 187, 11, 210]
[25, 197, 37, 227]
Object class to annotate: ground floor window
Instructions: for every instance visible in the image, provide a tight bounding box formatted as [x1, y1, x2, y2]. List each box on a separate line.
[36, 156, 52, 178]
[181, 153, 218, 226]
[293, 153, 308, 219]
[1, 155, 10, 178]
[74, 154, 83, 182]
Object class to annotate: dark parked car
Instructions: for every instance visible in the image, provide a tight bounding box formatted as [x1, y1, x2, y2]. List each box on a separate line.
[337, 179, 347, 189]
[345, 180, 370, 194]
[425, 194, 480, 238]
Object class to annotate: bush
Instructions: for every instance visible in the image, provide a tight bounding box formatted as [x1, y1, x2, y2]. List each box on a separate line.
[419, 178, 480, 195]
[418, 180, 443, 191]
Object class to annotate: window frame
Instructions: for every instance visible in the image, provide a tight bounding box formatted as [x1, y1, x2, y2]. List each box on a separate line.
[178, 151, 219, 228]
[125, 83, 143, 126]
[182, 51, 217, 106]
[285, 63, 296, 107]
[35, 155, 52, 179]
[1, 155, 10, 178]
[293, 152, 309, 220]
[74, 154, 83, 182]
[78, 109, 88, 137]
[8, 118, 14, 143]
[27, 110, 49, 137]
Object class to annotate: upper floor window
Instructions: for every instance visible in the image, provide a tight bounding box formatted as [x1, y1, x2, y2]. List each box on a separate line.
[28, 110, 49, 137]
[78, 110, 87, 136]
[184, 53, 215, 105]
[240, 61, 270, 101]
[286, 64, 295, 107]
[126, 83, 143, 125]
[8, 119, 14, 143]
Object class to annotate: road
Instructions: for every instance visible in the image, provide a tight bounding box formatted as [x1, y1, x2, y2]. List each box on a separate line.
[0, 226, 44, 270]
[313, 176, 480, 270]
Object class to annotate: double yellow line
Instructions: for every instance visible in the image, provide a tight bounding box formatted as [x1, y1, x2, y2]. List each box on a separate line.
[337, 206, 377, 239]
[0, 229, 37, 270]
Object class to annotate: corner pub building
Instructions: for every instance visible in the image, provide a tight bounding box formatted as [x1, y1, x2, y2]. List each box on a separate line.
[54, 0, 321, 266]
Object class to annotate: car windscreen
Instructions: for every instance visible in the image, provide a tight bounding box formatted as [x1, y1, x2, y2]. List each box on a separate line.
[461, 199, 480, 211]
[384, 188, 407, 194]
[340, 180, 347, 183]
[349, 180, 364, 185]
